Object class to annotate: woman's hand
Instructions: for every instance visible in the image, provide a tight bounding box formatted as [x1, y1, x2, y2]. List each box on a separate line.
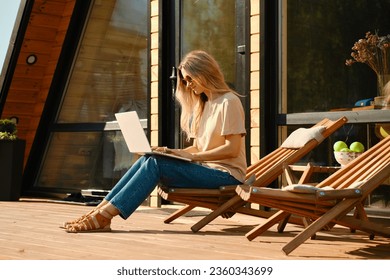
[167, 149, 196, 160]
[152, 147, 195, 160]
[152, 146, 168, 153]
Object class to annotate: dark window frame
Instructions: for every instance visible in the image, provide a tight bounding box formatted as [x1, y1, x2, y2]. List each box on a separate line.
[260, 0, 279, 156]
[23, 0, 152, 196]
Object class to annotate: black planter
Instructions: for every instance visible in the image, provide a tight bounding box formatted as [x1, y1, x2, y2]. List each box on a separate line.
[0, 139, 26, 201]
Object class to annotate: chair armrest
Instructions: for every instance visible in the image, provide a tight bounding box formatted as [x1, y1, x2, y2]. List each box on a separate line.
[316, 188, 362, 201]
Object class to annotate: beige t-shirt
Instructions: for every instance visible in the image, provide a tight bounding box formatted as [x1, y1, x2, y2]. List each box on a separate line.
[196, 92, 247, 182]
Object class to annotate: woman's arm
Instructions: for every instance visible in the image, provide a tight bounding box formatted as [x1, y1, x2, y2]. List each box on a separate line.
[169, 134, 242, 161]
[182, 139, 199, 153]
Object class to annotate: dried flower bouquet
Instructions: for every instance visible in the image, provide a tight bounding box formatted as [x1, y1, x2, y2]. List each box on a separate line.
[346, 31, 390, 99]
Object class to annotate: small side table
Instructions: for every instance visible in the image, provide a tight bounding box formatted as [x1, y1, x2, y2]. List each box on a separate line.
[278, 162, 341, 236]
[283, 162, 341, 185]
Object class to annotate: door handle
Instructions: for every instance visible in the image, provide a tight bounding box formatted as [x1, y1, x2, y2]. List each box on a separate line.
[169, 66, 177, 96]
[237, 45, 246, 54]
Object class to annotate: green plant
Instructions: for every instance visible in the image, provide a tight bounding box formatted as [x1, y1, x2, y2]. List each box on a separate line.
[0, 119, 18, 140]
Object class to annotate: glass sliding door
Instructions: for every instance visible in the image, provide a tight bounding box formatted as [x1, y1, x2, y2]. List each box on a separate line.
[173, 0, 249, 151]
[35, 0, 148, 193]
[181, 0, 237, 88]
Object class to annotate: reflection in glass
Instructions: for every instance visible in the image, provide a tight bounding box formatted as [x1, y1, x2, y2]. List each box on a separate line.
[58, 0, 148, 123]
[284, 0, 390, 113]
[36, 0, 148, 191]
[38, 132, 139, 190]
[181, 0, 236, 87]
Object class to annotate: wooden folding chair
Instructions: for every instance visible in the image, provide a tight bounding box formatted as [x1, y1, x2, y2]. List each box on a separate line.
[158, 117, 348, 232]
[236, 135, 390, 255]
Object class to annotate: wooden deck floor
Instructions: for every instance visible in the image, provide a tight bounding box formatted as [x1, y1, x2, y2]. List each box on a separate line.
[0, 199, 389, 260]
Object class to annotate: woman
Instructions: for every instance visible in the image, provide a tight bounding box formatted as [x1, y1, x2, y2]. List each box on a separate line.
[63, 50, 247, 232]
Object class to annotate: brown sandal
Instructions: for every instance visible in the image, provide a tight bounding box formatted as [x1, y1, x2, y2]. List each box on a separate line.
[60, 208, 98, 229]
[66, 210, 112, 233]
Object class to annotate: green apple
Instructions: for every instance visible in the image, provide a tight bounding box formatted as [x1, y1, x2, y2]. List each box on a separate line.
[333, 141, 348, 151]
[350, 141, 365, 153]
[340, 147, 352, 152]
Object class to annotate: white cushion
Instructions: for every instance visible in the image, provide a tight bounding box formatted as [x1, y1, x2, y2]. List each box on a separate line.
[347, 180, 366, 189]
[281, 126, 326, 148]
[283, 184, 333, 193]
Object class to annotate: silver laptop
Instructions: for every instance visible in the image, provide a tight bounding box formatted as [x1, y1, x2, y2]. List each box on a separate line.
[115, 111, 191, 162]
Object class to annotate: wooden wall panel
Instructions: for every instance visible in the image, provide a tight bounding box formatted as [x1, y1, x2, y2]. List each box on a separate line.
[1, 0, 77, 168]
[23, 26, 59, 42]
[13, 64, 46, 79]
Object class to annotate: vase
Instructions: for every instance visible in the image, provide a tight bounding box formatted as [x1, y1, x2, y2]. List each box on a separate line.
[377, 74, 390, 96]
[376, 74, 390, 108]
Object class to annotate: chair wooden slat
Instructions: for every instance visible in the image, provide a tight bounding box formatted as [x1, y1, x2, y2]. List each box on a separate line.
[236, 136, 390, 255]
[158, 117, 348, 229]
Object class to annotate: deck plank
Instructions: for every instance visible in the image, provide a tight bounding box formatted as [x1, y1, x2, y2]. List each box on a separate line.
[0, 200, 389, 260]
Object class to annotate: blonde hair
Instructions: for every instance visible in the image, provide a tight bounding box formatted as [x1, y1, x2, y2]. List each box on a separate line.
[175, 50, 239, 139]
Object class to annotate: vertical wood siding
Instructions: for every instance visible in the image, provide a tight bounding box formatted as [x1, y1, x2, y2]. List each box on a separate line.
[250, 0, 260, 163]
[1, 0, 76, 168]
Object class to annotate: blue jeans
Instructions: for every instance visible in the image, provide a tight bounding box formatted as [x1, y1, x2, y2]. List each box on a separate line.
[105, 155, 242, 219]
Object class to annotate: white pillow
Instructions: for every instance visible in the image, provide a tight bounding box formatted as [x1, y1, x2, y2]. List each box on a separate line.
[347, 180, 366, 189]
[283, 184, 333, 193]
[281, 126, 326, 148]
[282, 184, 320, 193]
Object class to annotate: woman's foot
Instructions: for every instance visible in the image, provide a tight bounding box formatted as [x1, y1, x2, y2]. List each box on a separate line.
[61, 208, 97, 229]
[65, 210, 112, 233]
[61, 199, 109, 229]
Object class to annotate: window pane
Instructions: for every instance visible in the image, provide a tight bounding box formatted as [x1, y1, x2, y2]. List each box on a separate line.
[36, 0, 148, 191]
[58, 0, 148, 122]
[37, 132, 139, 190]
[284, 0, 390, 113]
[181, 0, 236, 87]
[282, 0, 390, 209]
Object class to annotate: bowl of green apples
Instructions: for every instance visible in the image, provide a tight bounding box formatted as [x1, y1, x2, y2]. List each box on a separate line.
[333, 141, 364, 167]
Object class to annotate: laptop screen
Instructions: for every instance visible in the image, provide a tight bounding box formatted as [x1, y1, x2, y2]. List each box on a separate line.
[115, 111, 152, 153]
